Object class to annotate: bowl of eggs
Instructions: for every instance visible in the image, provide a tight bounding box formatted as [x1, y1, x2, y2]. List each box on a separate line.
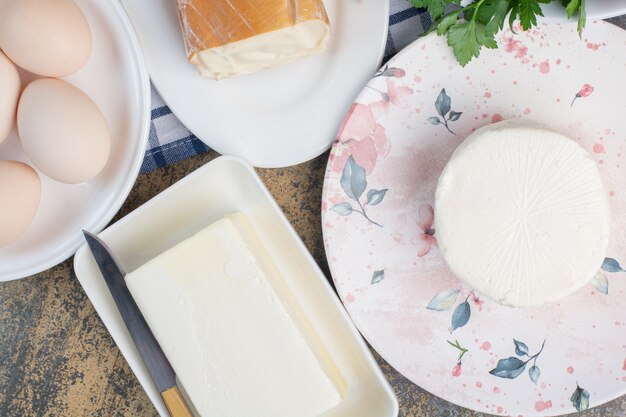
[0, 0, 150, 281]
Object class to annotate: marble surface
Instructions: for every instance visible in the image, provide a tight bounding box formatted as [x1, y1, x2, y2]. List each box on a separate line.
[1, 150, 625, 417]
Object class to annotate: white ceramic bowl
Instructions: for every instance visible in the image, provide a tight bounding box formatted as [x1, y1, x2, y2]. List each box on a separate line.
[0, 0, 150, 281]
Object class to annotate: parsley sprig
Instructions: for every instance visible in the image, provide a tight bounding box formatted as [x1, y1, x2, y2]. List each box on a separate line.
[409, 0, 586, 66]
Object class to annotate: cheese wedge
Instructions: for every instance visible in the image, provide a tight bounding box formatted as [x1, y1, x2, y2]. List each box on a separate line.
[126, 213, 343, 417]
[435, 121, 611, 307]
[175, 0, 330, 79]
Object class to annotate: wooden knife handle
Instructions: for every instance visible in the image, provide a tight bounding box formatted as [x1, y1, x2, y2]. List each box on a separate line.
[161, 386, 194, 417]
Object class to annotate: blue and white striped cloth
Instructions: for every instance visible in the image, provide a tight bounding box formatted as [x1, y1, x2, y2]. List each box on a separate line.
[140, 0, 430, 173]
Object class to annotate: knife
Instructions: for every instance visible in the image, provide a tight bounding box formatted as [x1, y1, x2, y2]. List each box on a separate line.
[82, 231, 193, 417]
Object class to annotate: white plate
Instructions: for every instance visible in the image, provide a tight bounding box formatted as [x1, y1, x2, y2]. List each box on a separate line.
[73, 156, 398, 417]
[120, 0, 389, 168]
[0, 0, 150, 281]
[541, 1, 626, 20]
[322, 21, 626, 417]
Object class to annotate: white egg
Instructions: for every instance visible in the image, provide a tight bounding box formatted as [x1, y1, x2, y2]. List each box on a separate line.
[17, 78, 111, 184]
[0, 49, 20, 144]
[0, 160, 41, 247]
[0, 0, 92, 77]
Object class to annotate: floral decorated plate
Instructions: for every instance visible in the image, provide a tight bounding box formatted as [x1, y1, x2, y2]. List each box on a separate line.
[322, 21, 626, 417]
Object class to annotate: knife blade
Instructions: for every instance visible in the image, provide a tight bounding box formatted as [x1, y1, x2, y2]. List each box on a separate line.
[82, 231, 193, 417]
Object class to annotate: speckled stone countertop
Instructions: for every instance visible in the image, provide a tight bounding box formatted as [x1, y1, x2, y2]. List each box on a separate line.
[1, 149, 625, 417]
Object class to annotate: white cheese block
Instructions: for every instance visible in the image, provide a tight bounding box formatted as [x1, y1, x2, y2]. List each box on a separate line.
[126, 213, 343, 417]
[190, 20, 330, 80]
[434, 121, 611, 307]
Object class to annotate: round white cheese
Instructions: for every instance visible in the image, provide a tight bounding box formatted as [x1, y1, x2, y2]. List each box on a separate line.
[435, 121, 610, 307]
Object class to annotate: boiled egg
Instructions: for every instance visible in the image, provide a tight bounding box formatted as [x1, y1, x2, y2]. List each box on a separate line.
[0, 49, 20, 144]
[17, 78, 111, 184]
[0, 0, 92, 77]
[0, 160, 41, 247]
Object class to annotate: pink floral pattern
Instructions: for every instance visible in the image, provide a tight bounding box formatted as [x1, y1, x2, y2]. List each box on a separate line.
[331, 103, 389, 174]
[413, 204, 436, 257]
[471, 292, 485, 312]
[451, 363, 462, 377]
[449, 339, 469, 377]
[504, 37, 529, 60]
[571, 84, 594, 107]
[368, 79, 414, 117]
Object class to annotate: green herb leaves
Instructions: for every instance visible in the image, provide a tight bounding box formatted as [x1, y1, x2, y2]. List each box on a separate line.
[415, 0, 587, 66]
[564, 0, 586, 36]
[474, 0, 509, 34]
[517, 0, 545, 30]
[446, 21, 482, 66]
[440, 0, 505, 66]
[408, 0, 461, 20]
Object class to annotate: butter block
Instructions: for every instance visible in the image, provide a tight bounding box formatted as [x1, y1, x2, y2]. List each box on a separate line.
[126, 213, 342, 417]
[435, 121, 611, 307]
[175, 0, 330, 79]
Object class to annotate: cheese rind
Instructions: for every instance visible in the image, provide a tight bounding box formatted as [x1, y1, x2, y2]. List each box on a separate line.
[176, 0, 330, 79]
[434, 121, 611, 307]
[126, 213, 342, 417]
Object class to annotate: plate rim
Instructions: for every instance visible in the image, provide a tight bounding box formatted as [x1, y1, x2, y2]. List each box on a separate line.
[0, 0, 151, 282]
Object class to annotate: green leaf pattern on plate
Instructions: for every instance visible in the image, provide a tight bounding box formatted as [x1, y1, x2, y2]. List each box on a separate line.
[571, 384, 590, 411]
[490, 339, 546, 383]
[427, 89, 461, 135]
[331, 156, 386, 227]
[371, 270, 385, 285]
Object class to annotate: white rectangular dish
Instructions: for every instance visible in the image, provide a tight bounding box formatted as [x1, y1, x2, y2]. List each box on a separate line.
[73, 156, 398, 417]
